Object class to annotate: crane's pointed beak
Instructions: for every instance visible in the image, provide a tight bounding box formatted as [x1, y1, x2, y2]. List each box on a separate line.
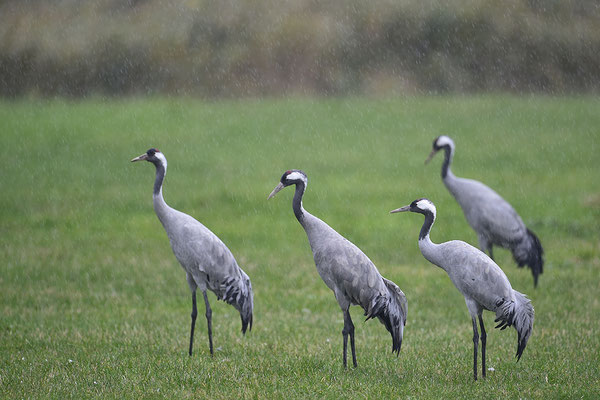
[390, 205, 411, 214]
[424, 148, 438, 165]
[131, 153, 148, 162]
[267, 182, 285, 200]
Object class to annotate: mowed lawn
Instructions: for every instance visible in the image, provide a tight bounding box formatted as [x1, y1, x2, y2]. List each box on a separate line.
[1, 96, 599, 398]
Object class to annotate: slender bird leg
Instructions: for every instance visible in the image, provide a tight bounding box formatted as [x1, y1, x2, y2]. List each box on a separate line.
[471, 316, 479, 381]
[189, 291, 198, 356]
[343, 310, 357, 368]
[478, 314, 487, 379]
[203, 291, 214, 356]
[479, 236, 494, 261]
[342, 315, 348, 369]
[341, 310, 357, 368]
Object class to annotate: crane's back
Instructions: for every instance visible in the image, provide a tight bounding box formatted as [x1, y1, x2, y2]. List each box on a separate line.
[303, 212, 388, 309]
[433, 240, 513, 311]
[444, 175, 525, 245]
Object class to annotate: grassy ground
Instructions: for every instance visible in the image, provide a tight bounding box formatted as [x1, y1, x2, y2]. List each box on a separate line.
[1, 96, 599, 398]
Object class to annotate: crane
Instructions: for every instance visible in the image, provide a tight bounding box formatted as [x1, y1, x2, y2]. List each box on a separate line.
[426, 135, 544, 286]
[131, 148, 253, 356]
[268, 169, 407, 368]
[391, 198, 534, 380]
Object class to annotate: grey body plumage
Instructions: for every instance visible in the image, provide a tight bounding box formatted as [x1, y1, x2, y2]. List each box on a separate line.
[392, 198, 534, 380]
[427, 135, 544, 286]
[132, 148, 253, 356]
[269, 170, 407, 368]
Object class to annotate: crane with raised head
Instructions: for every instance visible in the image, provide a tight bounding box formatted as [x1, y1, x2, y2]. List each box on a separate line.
[132, 148, 253, 356]
[391, 198, 534, 380]
[426, 135, 544, 286]
[268, 169, 407, 368]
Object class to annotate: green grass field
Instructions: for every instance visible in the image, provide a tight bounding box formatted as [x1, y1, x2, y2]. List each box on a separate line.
[1, 96, 599, 398]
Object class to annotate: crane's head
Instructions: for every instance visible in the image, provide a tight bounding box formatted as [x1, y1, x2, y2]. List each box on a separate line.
[390, 198, 436, 217]
[425, 135, 455, 164]
[131, 148, 168, 170]
[267, 169, 307, 200]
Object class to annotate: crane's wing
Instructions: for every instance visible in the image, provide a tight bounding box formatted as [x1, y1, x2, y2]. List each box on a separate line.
[316, 236, 387, 312]
[439, 240, 513, 311]
[171, 218, 242, 282]
[451, 178, 526, 243]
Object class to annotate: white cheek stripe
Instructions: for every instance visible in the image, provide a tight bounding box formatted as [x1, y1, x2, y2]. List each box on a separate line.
[287, 171, 305, 182]
[436, 135, 453, 147]
[416, 199, 436, 215]
[155, 152, 168, 170]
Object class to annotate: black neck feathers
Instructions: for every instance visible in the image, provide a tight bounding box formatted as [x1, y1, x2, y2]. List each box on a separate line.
[441, 146, 452, 179]
[153, 162, 166, 195]
[419, 211, 435, 240]
[292, 181, 306, 222]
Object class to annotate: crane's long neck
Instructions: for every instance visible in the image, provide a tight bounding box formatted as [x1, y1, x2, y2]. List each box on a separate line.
[418, 211, 435, 241]
[152, 161, 171, 223]
[292, 181, 307, 224]
[441, 146, 455, 180]
[417, 211, 445, 269]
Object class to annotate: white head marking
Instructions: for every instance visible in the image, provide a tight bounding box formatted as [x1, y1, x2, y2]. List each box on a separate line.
[436, 135, 455, 149]
[416, 199, 436, 216]
[286, 171, 306, 183]
[155, 151, 168, 171]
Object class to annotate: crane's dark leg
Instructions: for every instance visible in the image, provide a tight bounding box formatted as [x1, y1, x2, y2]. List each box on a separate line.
[479, 236, 494, 261]
[478, 314, 487, 379]
[341, 310, 357, 368]
[203, 291, 214, 356]
[189, 290, 198, 356]
[471, 316, 479, 381]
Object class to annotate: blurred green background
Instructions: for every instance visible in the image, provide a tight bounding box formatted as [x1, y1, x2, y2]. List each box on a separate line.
[1, 0, 599, 97]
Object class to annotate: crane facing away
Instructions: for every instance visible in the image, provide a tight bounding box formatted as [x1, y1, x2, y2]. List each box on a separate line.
[426, 135, 544, 286]
[132, 148, 253, 356]
[268, 169, 407, 368]
[391, 198, 534, 380]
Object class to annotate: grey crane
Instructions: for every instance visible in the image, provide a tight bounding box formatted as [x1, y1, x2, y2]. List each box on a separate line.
[268, 170, 407, 368]
[426, 135, 544, 286]
[391, 198, 534, 380]
[131, 148, 253, 356]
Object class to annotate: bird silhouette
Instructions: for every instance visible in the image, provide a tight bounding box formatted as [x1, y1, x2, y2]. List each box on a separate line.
[391, 198, 534, 380]
[426, 135, 544, 286]
[269, 169, 407, 368]
[132, 148, 253, 356]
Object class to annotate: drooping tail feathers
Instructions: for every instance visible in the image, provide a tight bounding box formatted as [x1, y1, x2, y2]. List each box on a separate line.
[512, 228, 544, 287]
[494, 290, 534, 361]
[219, 274, 254, 334]
[365, 277, 408, 355]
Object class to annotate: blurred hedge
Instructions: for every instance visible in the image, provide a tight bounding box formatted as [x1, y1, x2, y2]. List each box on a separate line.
[1, 0, 599, 97]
